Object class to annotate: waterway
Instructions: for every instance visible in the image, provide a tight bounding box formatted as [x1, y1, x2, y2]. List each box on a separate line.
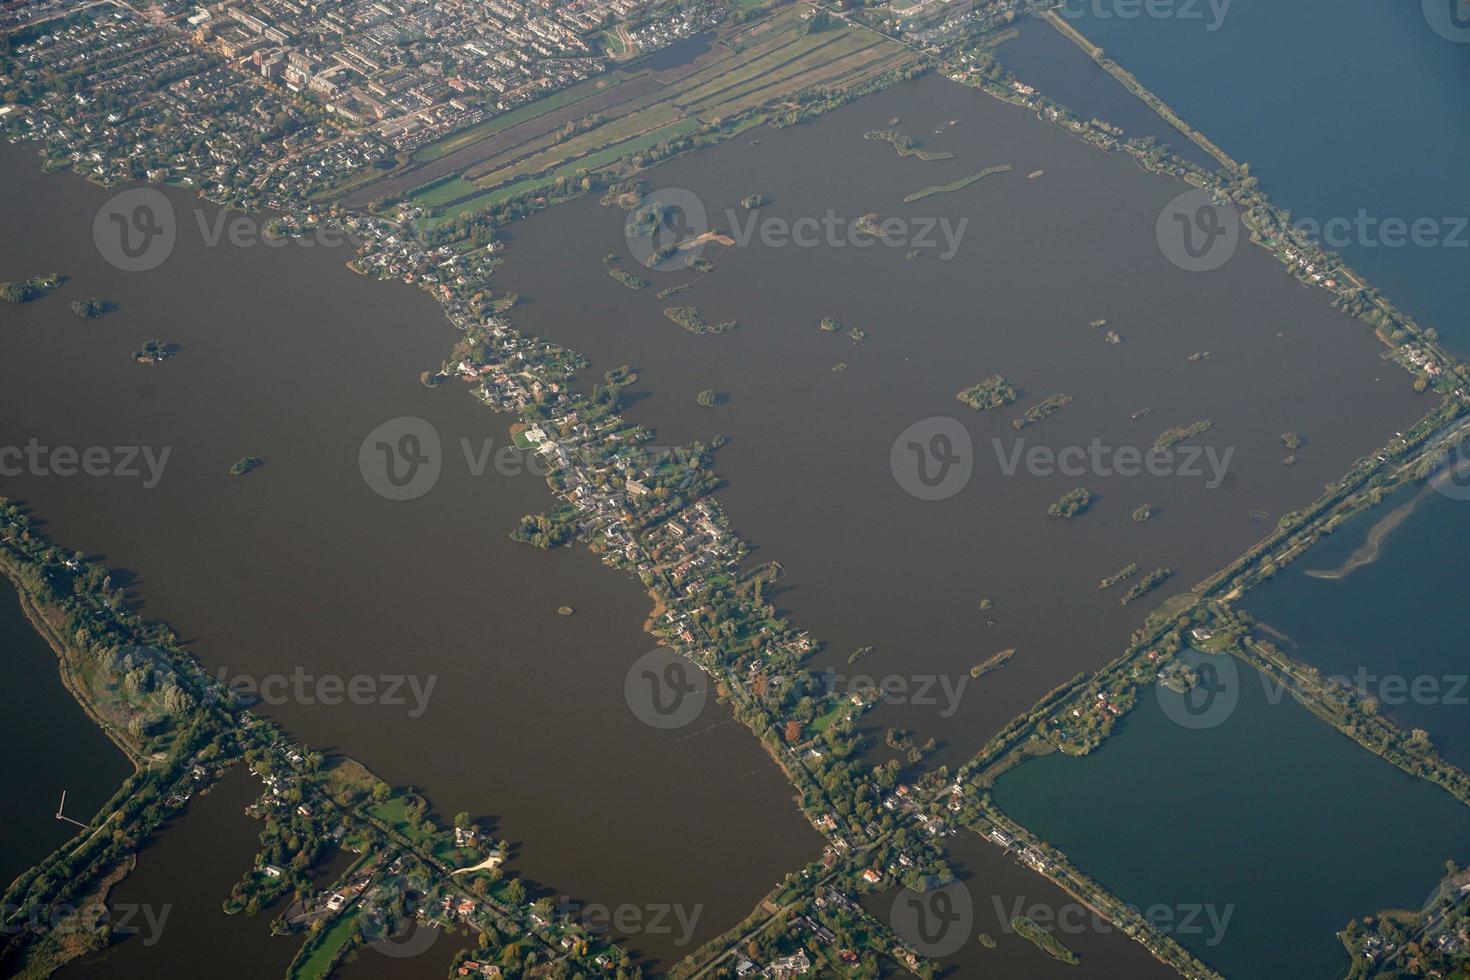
[989, 15, 1217, 171]
[0, 577, 131, 890]
[0, 145, 819, 970]
[991, 651, 1470, 979]
[1039, 0, 1470, 353]
[493, 71, 1422, 775]
[1247, 483, 1470, 771]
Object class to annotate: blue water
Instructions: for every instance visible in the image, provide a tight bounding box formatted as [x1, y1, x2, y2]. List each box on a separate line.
[1247, 485, 1470, 771]
[1068, 0, 1470, 352]
[992, 651, 1470, 979]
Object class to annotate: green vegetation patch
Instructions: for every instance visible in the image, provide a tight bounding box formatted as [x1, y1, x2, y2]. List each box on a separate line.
[664, 306, 737, 334]
[1011, 916, 1079, 965]
[957, 375, 1019, 411]
[904, 165, 1012, 203]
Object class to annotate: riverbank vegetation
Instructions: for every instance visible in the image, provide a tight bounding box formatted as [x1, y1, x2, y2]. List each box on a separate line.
[510, 508, 579, 549]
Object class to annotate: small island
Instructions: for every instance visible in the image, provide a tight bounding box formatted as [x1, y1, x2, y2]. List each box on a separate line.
[664, 306, 737, 335]
[1281, 431, 1303, 451]
[557, 605, 575, 616]
[862, 129, 955, 161]
[1132, 503, 1154, 523]
[1013, 393, 1074, 430]
[1097, 562, 1138, 590]
[1, 272, 61, 304]
[970, 648, 1014, 678]
[1048, 488, 1093, 518]
[608, 267, 648, 290]
[957, 375, 1018, 411]
[1120, 567, 1172, 605]
[740, 193, 766, 209]
[695, 388, 721, 407]
[1154, 420, 1213, 451]
[132, 339, 175, 363]
[230, 456, 265, 476]
[819, 317, 842, 333]
[70, 296, 108, 319]
[1011, 916, 1080, 965]
[904, 164, 1012, 203]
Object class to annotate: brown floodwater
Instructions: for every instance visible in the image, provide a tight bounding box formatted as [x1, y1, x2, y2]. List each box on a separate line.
[0, 60, 1428, 978]
[0, 144, 820, 971]
[490, 72, 1424, 770]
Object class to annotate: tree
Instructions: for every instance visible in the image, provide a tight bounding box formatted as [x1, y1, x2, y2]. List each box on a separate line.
[784, 720, 803, 743]
[505, 879, 526, 906]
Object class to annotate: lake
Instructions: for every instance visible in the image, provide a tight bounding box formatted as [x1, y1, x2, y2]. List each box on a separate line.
[493, 71, 1422, 775]
[991, 650, 1470, 979]
[0, 145, 820, 969]
[1246, 482, 1470, 771]
[0, 577, 130, 890]
[1040, 0, 1470, 354]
